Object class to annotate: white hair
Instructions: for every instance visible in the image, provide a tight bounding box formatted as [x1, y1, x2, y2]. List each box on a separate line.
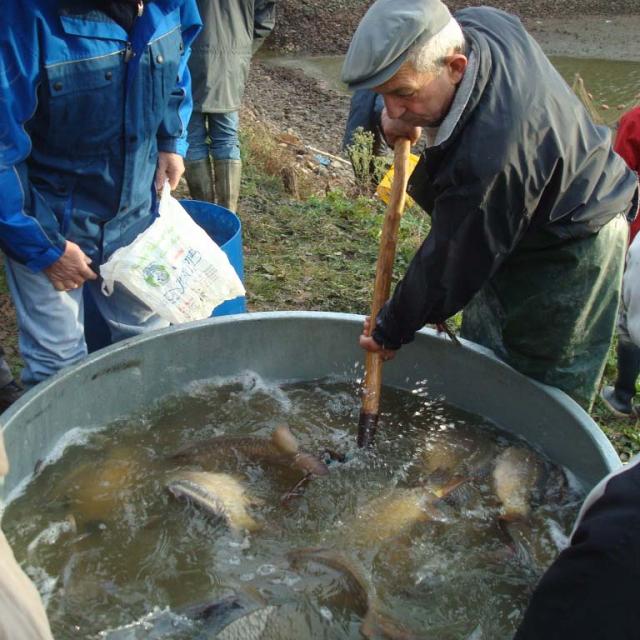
[406, 17, 466, 76]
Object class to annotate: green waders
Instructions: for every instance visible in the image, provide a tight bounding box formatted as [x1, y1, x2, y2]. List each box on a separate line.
[461, 214, 628, 411]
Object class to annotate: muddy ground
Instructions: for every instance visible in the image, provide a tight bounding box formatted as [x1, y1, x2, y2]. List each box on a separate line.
[244, 8, 640, 161]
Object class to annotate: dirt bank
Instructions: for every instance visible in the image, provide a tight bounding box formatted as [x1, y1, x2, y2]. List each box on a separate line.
[269, 0, 640, 55]
[244, 11, 640, 163]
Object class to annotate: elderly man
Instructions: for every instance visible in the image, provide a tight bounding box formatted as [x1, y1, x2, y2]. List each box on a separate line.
[0, 0, 201, 386]
[0, 433, 54, 639]
[345, 0, 639, 409]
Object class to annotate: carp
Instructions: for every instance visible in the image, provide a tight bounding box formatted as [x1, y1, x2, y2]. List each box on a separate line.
[171, 424, 329, 478]
[492, 446, 542, 521]
[417, 425, 497, 485]
[167, 471, 261, 533]
[51, 446, 141, 526]
[287, 547, 421, 640]
[214, 605, 282, 640]
[341, 477, 464, 548]
[287, 547, 370, 615]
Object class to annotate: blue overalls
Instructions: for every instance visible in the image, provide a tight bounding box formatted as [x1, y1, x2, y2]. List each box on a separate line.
[0, 0, 201, 384]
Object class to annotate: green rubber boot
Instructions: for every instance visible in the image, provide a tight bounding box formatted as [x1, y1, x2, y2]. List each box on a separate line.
[184, 157, 215, 202]
[213, 159, 242, 213]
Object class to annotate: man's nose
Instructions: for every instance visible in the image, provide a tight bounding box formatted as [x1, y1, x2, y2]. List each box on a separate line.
[384, 97, 405, 119]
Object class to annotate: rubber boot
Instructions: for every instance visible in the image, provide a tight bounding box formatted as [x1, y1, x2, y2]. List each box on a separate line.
[600, 340, 640, 416]
[0, 380, 23, 413]
[184, 157, 215, 202]
[614, 340, 640, 405]
[213, 159, 242, 212]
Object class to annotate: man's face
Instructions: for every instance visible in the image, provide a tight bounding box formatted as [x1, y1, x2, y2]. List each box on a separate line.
[375, 56, 467, 128]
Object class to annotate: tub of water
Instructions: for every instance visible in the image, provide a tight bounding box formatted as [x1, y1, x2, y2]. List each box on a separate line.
[0, 312, 620, 638]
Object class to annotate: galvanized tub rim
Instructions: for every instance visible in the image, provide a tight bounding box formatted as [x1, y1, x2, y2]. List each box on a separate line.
[1, 311, 621, 501]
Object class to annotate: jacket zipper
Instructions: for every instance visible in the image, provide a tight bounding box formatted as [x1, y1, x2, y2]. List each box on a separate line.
[124, 42, 133, 63]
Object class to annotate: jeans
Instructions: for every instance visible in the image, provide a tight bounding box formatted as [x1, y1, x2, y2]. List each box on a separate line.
[186, 111, 241, 162]
[5, 258, 169, 386]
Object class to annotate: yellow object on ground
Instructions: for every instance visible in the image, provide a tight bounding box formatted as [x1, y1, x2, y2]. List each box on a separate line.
[376, 153, 420, 208]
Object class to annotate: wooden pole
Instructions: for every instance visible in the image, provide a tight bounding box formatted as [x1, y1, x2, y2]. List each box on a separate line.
[358, 139, 411, 448]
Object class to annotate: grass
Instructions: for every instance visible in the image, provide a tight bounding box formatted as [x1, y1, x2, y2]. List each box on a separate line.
[1, 117, 638, 462]
[239, 119, 428, 314]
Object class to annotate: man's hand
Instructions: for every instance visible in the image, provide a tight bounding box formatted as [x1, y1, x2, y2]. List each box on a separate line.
[44, 241, 97, 292]
[381, 108, 422, 147]
[359, 316, 398, 362]
[155, 152, 185, 191]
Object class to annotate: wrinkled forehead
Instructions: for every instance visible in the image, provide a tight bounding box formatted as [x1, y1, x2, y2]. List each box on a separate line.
[0, 430, 8, 478]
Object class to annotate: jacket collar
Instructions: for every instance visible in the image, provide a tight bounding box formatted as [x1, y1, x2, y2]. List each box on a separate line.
[59, 1, 129, 41]
[58, 0, 183, 42]
[434, 28, 492, 153]
[407, 27, 492, 203]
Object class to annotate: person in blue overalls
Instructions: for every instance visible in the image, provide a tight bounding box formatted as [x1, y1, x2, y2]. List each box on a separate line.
[0, 0, 201, 386]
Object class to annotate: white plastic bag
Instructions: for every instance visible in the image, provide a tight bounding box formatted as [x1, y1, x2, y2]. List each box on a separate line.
[100, 182, 245, 324]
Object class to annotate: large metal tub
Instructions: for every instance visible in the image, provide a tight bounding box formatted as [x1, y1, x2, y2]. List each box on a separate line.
[0, 311, 621, 499]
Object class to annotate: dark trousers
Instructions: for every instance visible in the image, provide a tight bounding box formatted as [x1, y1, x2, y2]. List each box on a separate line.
[462, 215, 627, 410]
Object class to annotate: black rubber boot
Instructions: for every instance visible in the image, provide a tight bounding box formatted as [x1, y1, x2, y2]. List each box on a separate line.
[184, 157, 215, 202]
[0, 380, 24, 413]
[615, 340, 640, 404]
[600, 340, 640, 417]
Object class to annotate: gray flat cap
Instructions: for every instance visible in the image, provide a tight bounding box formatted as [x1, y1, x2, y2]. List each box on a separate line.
[342, 0, 452, 91]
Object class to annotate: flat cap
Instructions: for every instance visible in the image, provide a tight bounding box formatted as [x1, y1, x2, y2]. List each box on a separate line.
[341, 0, 452, 91]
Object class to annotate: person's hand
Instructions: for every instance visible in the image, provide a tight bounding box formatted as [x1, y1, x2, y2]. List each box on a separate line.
[44, 241, 97, 292]
[155, 151, 185, 191]
[380, 108, 422, 147]
[359, 316, 398, 362]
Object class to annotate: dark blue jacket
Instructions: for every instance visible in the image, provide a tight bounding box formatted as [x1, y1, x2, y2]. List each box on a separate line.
[515, 456, 640, 639]
[373, 7, 638, 349]
[0, 0, 201, 271]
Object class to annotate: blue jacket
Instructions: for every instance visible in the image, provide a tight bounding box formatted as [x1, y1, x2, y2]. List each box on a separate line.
[0, 0, 202, 271]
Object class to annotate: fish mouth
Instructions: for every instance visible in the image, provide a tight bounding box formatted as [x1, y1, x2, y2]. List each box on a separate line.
[294, 452, 330, 476]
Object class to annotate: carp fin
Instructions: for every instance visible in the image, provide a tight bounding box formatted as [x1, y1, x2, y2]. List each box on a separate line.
[271, 424, 299, 455]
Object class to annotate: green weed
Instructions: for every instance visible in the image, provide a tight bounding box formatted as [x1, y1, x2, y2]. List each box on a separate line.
[346, 127, 390, 194]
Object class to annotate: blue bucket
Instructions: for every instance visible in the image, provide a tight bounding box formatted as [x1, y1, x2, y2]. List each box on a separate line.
[84, 199, 246, 353]
[181, 199, 246, 317]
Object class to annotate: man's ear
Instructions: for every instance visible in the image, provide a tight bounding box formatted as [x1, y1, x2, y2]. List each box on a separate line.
[446, 54, 468, 84]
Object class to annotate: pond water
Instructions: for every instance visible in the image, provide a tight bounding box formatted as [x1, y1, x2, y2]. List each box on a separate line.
[261, 53, 640, 124]
[3, 374, 582, 639]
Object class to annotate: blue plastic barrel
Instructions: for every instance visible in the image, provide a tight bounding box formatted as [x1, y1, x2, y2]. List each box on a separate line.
[84, 199, 246, 353]
[181, 199, 246, 317]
